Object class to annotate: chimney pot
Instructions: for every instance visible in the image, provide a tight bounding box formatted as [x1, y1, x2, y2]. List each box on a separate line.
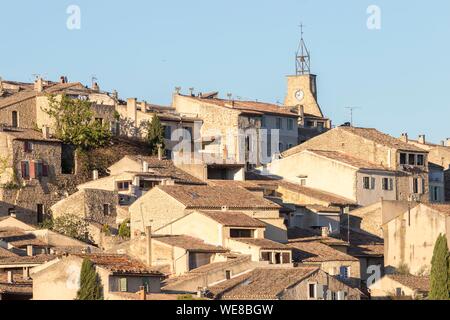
[400, 133, 409, 143]
[418, 135, 426, 144]
[7, 271, 13, 284]
[446, 138, 450, 147]
[34, 77, 44, 93]
[157, 144, 163, 161]
[92, 170, 99, 181]
[42, 126, 50, 139]
[27, 244, 34, 257]
[142, 161, 149, 172]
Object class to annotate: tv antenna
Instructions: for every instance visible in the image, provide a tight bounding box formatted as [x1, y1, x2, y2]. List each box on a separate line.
[345, 107, 362, 127]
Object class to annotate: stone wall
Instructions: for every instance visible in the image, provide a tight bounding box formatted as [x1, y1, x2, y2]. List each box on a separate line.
[0, 99, 37, 129]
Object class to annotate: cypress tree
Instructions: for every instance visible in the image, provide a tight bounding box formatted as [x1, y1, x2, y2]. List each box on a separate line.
[146, 116, 165, 156]
[429, 234, 450, 300]
[77, 258, 104, 300]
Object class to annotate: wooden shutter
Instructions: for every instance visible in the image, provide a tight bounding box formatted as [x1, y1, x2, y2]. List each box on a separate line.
[29, 161, 36, 179]
[21, 161, 28, 178]
[42, 164, 49, 177]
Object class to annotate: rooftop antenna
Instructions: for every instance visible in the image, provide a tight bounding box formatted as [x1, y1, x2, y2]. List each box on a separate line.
[345, 107, 361, 127]
[296, 23, 311, 75]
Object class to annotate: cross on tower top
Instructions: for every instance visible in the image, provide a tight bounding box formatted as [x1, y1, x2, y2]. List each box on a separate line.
[296, 23, 311, 75]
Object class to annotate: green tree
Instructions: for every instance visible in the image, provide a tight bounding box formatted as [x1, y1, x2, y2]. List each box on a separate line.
[429, 234, 450, 300]
[53, 213, 92, 243]
[118, 219, 131, 239]
[77, 258, 104, 300]
[43, 94, 112, 150]
[146, 116, 165, 156]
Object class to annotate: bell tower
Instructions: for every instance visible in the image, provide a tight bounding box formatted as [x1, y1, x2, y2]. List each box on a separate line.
[284, 25, 324, 118]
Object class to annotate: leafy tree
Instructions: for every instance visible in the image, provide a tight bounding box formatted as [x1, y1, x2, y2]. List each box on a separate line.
[146, 116, 165, 156]
[118, 219, 131, 239]
[429, 234, 450, 300]
[39, 218, 54, 230]
[43, 94, 112, 150]
[77, 258, 104, 300]
[53, 213, 92, 243]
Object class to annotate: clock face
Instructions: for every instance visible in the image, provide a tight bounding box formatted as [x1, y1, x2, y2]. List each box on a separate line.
[295, 90, 304, 102]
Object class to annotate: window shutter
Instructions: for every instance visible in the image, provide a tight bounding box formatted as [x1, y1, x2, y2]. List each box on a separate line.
[371, 177, 376, 190]
[24, 142, 29, 152]
[29, 161, 36, 179]
[21, 161, 27, 178]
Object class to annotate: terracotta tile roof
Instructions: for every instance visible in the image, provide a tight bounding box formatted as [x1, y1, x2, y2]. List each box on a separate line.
[152, 235, 228, 253]
[233, 238, 291, 250]
[287, 227, 348, 246]
[387, 274, 429, 292]
[0, 247, 18, 258]
[0, 254, 58, 266]
[0, 128, 60, 142]
[208, 180, 265, 191]
[289, 240, 357, 263]
[198, 211, 266, 228]
[0, 228, 48, 248]
[156, 185, 281, 210]
[208, 267, 319, 300]
[304, 204, 342, 213]
[422, 203, 450, 216]
[125, 155, 205, 185]
[306, 150, 395, 171]
[341, 228, 384, 258]
[339, 127, 426, 152]
[0, 272, 32, 295]
[76, 254, 163, 275]
[181, 95, 299, 117]
[277, 180, 357, 206]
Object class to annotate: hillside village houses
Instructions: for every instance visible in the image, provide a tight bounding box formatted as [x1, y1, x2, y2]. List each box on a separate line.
[1, 34, 450, 300]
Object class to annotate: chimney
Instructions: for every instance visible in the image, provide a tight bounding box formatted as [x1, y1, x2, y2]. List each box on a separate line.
[0, 76, 3, 92]
[127, 98, 137, 125]
[157, 144, 163, 161]
[23, 267, 30, 280]
[441, 141, 445, 146]
[42, 126, 50, 139]
[400, 133, 409, 143]
[142, 161, 149, 172]
[7, 271, 13, 284]
[174, 87, 181, 95]
[27, 244, 34, 257]
[92, 82, 100, 91]
[34, 77, 44, 93]
[92, 170, 99, 180]
[60, 76, 67, 84]
[321, 227, 330, 238]
[446, 138, 450, 147]
[145, 226, 152, 266]
[418, 135, 426, 144]
[112, 90, 118, 100]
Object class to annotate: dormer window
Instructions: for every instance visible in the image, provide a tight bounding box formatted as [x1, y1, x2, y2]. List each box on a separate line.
[417, 154, 424, 166]
[408, 154, 416, 165]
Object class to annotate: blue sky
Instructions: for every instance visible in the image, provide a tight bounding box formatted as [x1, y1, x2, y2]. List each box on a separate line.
[1, 1, 449, 143]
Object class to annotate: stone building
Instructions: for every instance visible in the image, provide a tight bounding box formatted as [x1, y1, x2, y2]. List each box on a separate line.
[383, 203, 450, 275]
[0, 127, 66, 224]
[282, 126, 430, 203]
[207, 267, 362, 300]
[129, 184, 287, 242]
[31, 254, 164, 300]
[369, 274, 429, 300]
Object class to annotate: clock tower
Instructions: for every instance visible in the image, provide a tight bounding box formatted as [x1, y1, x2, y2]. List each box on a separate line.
[284, 26, 324, 118]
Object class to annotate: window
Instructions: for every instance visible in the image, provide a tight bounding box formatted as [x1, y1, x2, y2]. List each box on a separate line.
[287, 119, 294, 130]
[24, 141, 33, 153]
[230, 229, 253, 238]
[21, 161, 30, 179]
[103, 204, 110, 216]
[276, 118, 283, 130]
[400, 153, 407, 165]
[261, 251, 271, 262]
[408, 154, 416, 165]
[118, 278, 128, 292]
[117, 181, 131, 191]
[37, 204, 44, 224]
[413, 178, 419, 194]
[8, 208, 16, 216]
[317, 122, 324, 130]
[417, 154, 425, 166]
[363, 177, 375, 190]
[11, 111, 18, 127]
[306, 120, 314, 128]
[339, 266, 350, 279]
[225, 270, 232, 280]
[163, 126, 172, 139]
[308, 283, 317, 299]
[382, 178, 394, 191]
